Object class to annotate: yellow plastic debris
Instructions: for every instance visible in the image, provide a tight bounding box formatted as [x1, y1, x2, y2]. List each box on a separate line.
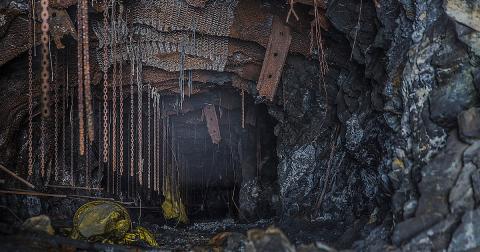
[70, 200, 158, 247]
[161, 194, 189, 224]
[123, 226, 159, 247]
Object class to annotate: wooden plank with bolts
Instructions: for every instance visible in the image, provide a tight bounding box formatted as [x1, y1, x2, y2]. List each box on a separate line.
[257, 16, 292, 101]
[203, 104, 221, 144]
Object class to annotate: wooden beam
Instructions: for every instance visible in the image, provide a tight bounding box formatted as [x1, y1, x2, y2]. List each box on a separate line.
[257, 16, 292, 101]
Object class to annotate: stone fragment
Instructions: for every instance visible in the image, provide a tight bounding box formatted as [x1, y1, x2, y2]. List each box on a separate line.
[448, 208, 480, 252]
[416, 132, 469, 216]
[444, 0, 480, 32]
[402, 215, 459, 252]
[403, 199, 417, 219]
[458, 107, 480, 143]
[471, 170, 480, 205]
[463, 141, 480, 167]
[449, 163, 476, 214]
[209, 232, 248, 252]
[297, 242, 337, 252]
[21, 215, 55, 235]
[246, 227, 295, 252]
[392, 213, 443, 246]
[455, 23, 480, 57]
[430, 70, 478, 127]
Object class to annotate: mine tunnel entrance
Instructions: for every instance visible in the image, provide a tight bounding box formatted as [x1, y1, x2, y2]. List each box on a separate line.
[175, 88, 277, 221]
[114, 85, 279, 222]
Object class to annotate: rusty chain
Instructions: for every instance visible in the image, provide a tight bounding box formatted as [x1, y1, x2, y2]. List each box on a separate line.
[102, 0, 109, 163]
[54, 52, 59, 181]
[147, 85, 151, 189]
[136, 56, 143, 185]
[77, 0, 85, 156]
[82, 0, 94, 144]
[130, 50, 135, 177]
[27, 0, 34, 177]
[40, 0, 50, 118]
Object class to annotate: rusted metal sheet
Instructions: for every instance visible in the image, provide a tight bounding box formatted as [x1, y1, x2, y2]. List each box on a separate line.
[256, 17, 292, 101]
[203, 104, 221, 144]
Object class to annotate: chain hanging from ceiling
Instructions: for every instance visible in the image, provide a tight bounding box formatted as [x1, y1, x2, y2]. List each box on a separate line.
[147, 84, 152, 190]
[77, 0, 85, 156]
[136, 51, 143, 186]
[153, 90, 157, 193]
[111, 0, 118, 187]
[54, 52, 59, 181]
[102, 0, 110, 164]
[27, 0, 34, 178]
[82, 0, 94, 145]
[39, 0, 50, 179]
[40, 0, 50, 118]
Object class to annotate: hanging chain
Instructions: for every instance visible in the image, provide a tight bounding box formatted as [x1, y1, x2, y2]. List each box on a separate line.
[40, 0, 50, 118]
[152, 91, 157, 192]
[111, 13, 117, 177]
[40, 119, 46, 177]
[102, 0, 110, 163]
[119, 60, 124, 176]
[27, 0, 34, 177]
[136, 57, 143, 185]
[77, 0, 85, 156]
[39, 0, 49, 178]
[130, 51, 135, 177]
[54, 52, 59, 181]
[82, 0, 94, 144]
[241, 89, 245, 129]
[147, 85, 151, 189]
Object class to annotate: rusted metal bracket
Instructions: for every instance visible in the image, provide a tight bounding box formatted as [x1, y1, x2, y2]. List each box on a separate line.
[203, 104, 221, 144]
[256, 17, 292, 101]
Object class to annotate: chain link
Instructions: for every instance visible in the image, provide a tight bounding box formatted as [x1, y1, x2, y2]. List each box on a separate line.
[147, 85, 151, 189]
[241, 89, 245, 129]
[40, 0, 50, 118]
[40, 119, 46, 177]
[77, 0, 85, 156]
[82, 0, 94, 144]
[152, 90, 156, 192]
[27, 0, 34, 177]
[112, 29, 117, 177]
[102, 0, 109, 163]
[54, 52, 59, 181]
[130, 51, 135, 177]
[119, 55, 124, 177]
[136, 57, 143, 185]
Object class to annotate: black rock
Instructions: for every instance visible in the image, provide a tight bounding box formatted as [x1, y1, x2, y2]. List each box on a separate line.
[448, 208, 480, 251]
[458, 107, 480, 143]
[392, 213, 443, 246]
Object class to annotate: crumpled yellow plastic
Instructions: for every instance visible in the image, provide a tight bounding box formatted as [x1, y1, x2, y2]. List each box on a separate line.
[161, 193, 189, 224]
[70, 200, 159, 247]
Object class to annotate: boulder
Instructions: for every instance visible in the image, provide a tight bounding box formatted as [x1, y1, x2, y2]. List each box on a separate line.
[448, 208, 480, 251]
[416, 132, 469, 216]
[402, 215, 459, 251]
[458, 107, 480, 143]
[392, 213, 443, 246]
[449, 163, 476, 214]
[444, 0, 480, 32]
[246, 227, 296, 252]
[430, 70, 478, 127]
[21, 215, 55, 235]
